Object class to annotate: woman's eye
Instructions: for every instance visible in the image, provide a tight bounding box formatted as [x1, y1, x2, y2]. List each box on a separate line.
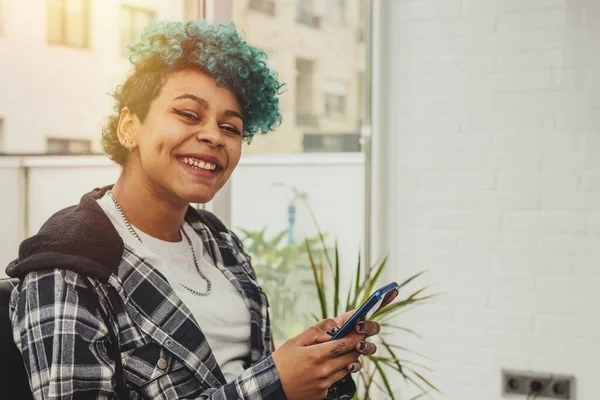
[173, 109, 199, 121]
[221, 124, 242, 136]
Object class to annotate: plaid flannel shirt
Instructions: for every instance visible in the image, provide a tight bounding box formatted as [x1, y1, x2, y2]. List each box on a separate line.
[8, 187, 356, 399]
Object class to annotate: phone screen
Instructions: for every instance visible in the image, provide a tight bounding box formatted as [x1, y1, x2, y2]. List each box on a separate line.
[365, 296, 384, 318]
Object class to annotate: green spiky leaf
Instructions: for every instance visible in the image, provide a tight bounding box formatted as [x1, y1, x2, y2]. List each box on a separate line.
[373, 358, 395, 399]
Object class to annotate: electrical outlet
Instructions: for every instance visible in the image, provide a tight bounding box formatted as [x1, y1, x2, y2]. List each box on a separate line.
[502, 370, 575, 399]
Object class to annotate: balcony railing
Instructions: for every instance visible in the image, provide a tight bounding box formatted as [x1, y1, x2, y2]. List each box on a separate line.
[296, 9, 321, 28]
[296, 113, 320, 127]
[303, 133, 362, 153]
[249, 0, 276, 16]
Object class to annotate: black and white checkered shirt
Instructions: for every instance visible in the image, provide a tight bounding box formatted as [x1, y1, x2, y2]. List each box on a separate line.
[7, 187, 355, 399]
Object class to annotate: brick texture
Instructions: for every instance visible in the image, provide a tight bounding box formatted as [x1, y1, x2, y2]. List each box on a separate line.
[383, 0, 600, 398]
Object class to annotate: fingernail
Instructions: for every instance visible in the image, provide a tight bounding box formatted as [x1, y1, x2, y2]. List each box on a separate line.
[331, 326, 340, 333]
[358, 341, 367, 351]
[357, 322, 367, 333]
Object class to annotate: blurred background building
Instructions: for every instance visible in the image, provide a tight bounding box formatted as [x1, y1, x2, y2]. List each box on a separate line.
[0, 0, 365, 154]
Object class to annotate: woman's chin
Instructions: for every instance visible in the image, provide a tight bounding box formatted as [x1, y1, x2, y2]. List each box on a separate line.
[182, 190, 216, 205]
[172, 180, 219, 205]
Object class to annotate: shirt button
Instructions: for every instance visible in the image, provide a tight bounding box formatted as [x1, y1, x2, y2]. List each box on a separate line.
[157, 358, 168, 370]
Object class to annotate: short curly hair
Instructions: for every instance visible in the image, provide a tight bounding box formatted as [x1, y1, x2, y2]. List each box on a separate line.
[102, 20, 284, 165]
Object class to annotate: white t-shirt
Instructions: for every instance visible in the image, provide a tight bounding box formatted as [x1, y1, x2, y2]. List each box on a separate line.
[97, 194, 251, 382]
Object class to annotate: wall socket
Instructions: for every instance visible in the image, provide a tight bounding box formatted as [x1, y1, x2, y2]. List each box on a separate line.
[502, 370, 575, 399]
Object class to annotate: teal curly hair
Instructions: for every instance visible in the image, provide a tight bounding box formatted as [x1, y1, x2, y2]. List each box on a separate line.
[102, 20, 284, 165]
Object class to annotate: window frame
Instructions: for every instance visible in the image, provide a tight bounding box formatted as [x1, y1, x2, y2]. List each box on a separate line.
[0, 0, 4, 36]
[46, 0, 91, 49]
[202, 0, 380, 270]
[120, 4, 157, 58]
[46, 137, 93, 155]
[183, 0, 206, 21]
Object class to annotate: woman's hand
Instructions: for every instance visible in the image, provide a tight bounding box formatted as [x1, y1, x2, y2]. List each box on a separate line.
[272, 327, 372, 400]
[272, 290, 398, 399]
[315, 288, 399, 345]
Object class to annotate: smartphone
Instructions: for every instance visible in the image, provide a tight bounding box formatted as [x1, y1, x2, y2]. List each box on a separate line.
[329, 282, 399, 341]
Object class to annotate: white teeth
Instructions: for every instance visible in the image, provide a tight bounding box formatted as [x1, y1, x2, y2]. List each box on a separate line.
[180, 157, 217, 171]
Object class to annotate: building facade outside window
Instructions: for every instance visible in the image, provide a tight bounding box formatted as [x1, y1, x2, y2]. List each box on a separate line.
[120, 4, 156, 57]
[47, 0, 90, 48]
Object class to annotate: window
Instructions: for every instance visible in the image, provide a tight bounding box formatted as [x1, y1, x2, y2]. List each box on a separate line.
[120, 5, 156, 57]
[183, 0, 205, 21]
[356, 0, 365, 41]
[47, 138, 92, 154]
[326, 0, 346, 27]
[324, 81, 347, 115]
[296, 0, 320, 28]
[303, 133, 361, 152]
[324, 93, 345, 115]
[231, 0, 368, 343]
[47, 0, 90, 48]
[248, 0, 275, 16]
[0, 0, 4, 36]
[296, 58, 318, 127]
[0, 118, 4, 153]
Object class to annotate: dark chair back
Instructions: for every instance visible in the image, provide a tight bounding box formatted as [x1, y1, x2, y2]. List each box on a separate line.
[0, 278, 33, 399]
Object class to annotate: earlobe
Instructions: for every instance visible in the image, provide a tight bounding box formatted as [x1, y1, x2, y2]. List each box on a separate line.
[117, 107, 138, 151]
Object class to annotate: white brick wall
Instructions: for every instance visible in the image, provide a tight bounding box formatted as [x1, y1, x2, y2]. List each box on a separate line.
[382, 0, 600, 398]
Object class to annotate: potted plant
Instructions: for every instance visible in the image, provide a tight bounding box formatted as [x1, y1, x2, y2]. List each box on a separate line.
[240, 226, 439, 399]
[305, 236, 439, 399]
[239, 227, 326, 340]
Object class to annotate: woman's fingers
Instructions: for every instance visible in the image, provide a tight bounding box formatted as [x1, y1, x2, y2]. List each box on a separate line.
[380, 289, 399, 309]
[315, 318, 340, 335]
[347, 361, 362, 374]
[355, 320, 381, 337]
[356, 340, 378, 356]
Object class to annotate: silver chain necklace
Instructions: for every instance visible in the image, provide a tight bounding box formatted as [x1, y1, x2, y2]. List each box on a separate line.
[106, 190, 212, 296]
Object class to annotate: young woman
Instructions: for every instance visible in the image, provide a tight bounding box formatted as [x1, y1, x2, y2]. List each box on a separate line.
[7, 20, 386, 399]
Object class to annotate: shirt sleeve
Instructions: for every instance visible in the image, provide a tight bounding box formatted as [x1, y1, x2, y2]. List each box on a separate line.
[10, 269, 288, 400]
[10, 269, 118, 399]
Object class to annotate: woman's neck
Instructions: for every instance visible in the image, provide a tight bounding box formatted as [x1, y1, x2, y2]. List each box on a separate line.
[110, 172, 188, 243]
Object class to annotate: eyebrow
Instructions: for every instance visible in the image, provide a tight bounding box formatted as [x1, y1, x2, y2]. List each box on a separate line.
[174, 94, 244, 122]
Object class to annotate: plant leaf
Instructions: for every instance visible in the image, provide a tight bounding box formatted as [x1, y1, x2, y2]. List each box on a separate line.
[373, 357, 433, 372]
[412, 370, 442, 394]
[371, 295, 435, 320]
[378, 323, 423, 339]
[371, 377, 392, 398]
[396, 270, 427, 292]
[373, 358, 395, 399]
[407, 287, 428, 301]
[385, 344, 434, 361]
[313, 225, 334, 273]
[359, 255, 389, 306]
[409, 392, 428, 400]
[361, 362, 378, 398]
[350, 250, 362, 310]
[268, 230, 287, 247]
[387, 365, 429, 395]
[380, 338, 404, 376]
[305, 239, 327, 319]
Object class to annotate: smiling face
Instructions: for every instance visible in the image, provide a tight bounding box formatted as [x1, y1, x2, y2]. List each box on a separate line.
[118, 69, 244, 206]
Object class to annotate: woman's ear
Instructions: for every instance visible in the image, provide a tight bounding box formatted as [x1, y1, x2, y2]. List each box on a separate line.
[117, 107, 139, 151]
